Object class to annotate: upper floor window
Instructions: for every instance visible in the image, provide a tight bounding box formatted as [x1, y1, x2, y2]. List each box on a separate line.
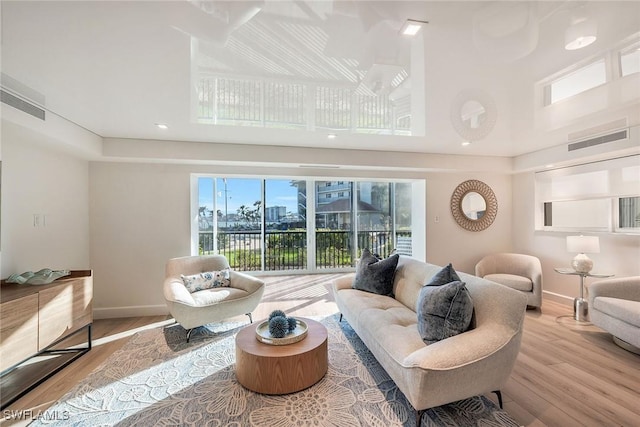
[545, 59, 606, 105]
[620, 43, 640, 77]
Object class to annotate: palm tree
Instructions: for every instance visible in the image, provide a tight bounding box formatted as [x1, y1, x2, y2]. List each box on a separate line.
[237, 205, 251, 225]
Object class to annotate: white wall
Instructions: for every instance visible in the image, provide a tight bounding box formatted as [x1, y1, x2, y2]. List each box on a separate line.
[512, 172, 640, 305]
[89, 160, 514, 317]
[1, 122, 90, 275]
[89, 162, 191, 318]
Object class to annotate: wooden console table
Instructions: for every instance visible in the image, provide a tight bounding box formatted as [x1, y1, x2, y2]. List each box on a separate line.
[0, 270, 93, 409]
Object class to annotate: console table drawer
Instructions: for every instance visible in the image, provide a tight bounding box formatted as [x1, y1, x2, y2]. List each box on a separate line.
[0, 294, 39, 372]
[38, 276, 93, 350]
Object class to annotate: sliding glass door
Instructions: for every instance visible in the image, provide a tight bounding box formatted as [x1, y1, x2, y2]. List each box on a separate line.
[315, 181, 354, 269]
[265, 180, 307, 270]
[197, 176, 413, 272]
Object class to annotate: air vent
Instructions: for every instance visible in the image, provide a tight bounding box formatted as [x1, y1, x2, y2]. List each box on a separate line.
[1, 89, 46, 120]
[567, 118, 627, 142]
[568, 130, 628, 152]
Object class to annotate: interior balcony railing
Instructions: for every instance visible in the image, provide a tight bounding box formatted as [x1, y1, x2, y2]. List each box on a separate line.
[199, 230, 412, 271]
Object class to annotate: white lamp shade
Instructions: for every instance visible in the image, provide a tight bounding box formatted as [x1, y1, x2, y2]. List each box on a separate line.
[566, 235, 600, 254]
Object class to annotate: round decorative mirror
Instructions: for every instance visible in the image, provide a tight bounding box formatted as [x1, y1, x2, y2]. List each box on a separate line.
[450, 180, 498, 231]
[450, 89, 497, 142]
[461, 191, 486, 220]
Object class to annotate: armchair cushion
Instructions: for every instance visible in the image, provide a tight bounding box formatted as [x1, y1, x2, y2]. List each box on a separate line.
[593, 297, 640, 326]
[181, 269, 231, 292]
[484, 273, 532, 292]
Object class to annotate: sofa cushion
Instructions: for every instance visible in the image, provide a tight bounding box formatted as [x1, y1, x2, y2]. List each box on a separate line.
[484, 273, 533, 292]
[181, 269, 231, 293]
[593, 297, 640, 326]
[416, 280, 474, 344]
[352, 249, 399, 296]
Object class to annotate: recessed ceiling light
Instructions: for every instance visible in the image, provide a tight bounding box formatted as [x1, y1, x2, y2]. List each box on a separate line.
[327, 133, 337, 139]
[565, 19, 597, 50]
[461, 141, 471, 146]
[400, 19, 428, 37]
[546, 164, 554, 168]
[155, 123, 169, 130]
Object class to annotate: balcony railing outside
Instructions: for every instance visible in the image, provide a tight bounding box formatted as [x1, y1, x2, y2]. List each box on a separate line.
[199, 230, 412, 271]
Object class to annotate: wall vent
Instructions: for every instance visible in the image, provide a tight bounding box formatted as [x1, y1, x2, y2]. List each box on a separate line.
[568, 129, 628, 152]
[1, 89, 46, 120]
[567, 118, 628, 142]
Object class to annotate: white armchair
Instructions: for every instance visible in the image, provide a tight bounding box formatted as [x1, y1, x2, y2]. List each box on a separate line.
[164, 255, 265, 341]
[475, 253, 543, 309]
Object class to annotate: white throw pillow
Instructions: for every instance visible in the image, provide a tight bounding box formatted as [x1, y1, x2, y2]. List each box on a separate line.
[181, 269, 231, 292]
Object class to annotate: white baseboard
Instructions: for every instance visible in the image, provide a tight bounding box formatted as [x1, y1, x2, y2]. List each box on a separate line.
[542, 290, 574, 307]
[93, 304, 169, 320]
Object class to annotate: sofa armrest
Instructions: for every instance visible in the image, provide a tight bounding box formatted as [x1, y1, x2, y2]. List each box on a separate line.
[403, 324, 519, 370]
[332, 273, 355, 292]
[588, 276, 640, 304]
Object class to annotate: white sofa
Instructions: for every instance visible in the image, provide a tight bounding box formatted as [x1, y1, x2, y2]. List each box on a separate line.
[588, 276, 640, 354]
[164, 255, 265, 341]
[332, 256, 527, 423]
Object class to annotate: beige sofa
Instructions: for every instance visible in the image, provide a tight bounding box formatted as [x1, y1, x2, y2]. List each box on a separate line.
[164, 255, 265, 341]
[588, 276, 640, 354]
[333, 256, 527, 422]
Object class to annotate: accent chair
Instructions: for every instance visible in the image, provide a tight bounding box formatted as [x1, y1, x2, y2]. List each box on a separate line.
[475, 253, 543, 309]
[588, 276, 640, 354]
[163, 255, 265, 341]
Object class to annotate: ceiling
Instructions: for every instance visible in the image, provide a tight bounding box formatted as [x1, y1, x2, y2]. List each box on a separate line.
[1, 1, 639, 158]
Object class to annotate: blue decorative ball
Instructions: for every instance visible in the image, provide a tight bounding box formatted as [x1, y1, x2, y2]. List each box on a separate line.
[287, 316, 297, 332]
[269, 310, 287, 321]
[269, 316, 289, 338]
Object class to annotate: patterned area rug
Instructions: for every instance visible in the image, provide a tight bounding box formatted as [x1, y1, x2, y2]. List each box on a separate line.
[32, 315, 519, 426]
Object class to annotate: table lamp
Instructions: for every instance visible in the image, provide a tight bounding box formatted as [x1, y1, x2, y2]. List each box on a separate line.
[566, 235, 600, 274]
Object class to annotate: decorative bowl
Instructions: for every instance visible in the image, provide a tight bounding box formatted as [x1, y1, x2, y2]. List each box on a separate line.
[255, 318, 308, 345]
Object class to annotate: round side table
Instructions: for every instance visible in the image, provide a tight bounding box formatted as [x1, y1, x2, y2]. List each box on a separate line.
[554, 268, 614, 321]
[235, 317, 328, 395]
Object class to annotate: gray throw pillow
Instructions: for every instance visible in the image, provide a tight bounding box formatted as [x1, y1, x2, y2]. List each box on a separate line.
[426, 262, 461, 286]
[416, 280, 474, 344]
[352, 249, 399, 296]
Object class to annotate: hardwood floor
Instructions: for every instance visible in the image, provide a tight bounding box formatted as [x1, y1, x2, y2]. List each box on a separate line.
[2, 273, 638, 426]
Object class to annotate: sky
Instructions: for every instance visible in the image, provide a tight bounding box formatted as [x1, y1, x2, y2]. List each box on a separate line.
[199, 177, 300, 215]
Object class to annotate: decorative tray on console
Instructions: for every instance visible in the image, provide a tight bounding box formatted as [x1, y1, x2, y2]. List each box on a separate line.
[255, 318, 308, 346]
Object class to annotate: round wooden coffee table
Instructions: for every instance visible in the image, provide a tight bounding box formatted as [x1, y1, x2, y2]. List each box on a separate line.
[235, 317, 328, 395]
